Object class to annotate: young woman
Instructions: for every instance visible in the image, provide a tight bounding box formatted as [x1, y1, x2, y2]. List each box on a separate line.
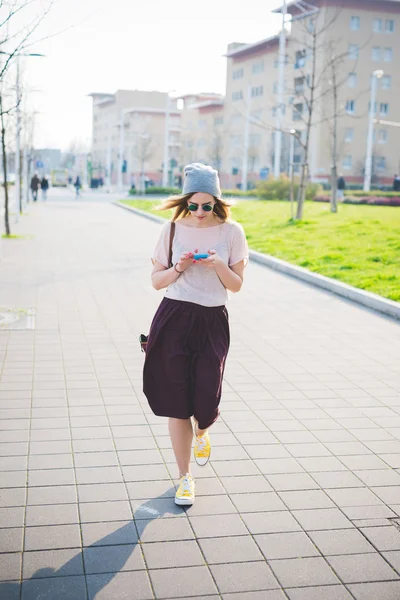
[143, 163, 248, 505]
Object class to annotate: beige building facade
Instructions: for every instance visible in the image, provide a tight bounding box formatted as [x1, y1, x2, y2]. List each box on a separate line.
[90, 0, 400, 189]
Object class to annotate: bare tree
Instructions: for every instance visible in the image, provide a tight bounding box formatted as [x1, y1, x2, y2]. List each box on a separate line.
[135, 133, 153, 193]
[0, 0, 55, 236]
[208, 127, 224, 170]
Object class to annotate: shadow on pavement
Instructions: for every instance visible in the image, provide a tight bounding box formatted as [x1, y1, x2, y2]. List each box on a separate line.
[0, 488, 180, 600]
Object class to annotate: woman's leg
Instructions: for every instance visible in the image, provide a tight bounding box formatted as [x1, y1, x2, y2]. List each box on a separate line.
[169, 417, 193, 476]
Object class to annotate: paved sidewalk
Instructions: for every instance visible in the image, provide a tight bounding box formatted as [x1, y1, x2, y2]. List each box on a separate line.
[1, 198, 400, 600]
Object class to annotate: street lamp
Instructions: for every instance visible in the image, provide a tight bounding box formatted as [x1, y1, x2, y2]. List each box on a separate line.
[364, 69, 384, 192]
[289, 129, 297, 219]
[162, 90, 176, 188]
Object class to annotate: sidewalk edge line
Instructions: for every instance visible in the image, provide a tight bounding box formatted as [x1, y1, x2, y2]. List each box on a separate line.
[113, 200, 400, 321]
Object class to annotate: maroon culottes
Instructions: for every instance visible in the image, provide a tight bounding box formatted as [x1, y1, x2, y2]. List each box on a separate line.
[143, 298, 230, 430]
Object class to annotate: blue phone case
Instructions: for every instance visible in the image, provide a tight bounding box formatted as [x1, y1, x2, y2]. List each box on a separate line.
[193, 253, 209, 260]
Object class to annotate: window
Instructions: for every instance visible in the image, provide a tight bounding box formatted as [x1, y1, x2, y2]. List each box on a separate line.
[249, 134, 261, 146]
[251, 85, 263, 97]
[252, 60, 264, 74]
[345, 128, 354, 143]
[382, 75, 392, 90]
[231, 135, 241, 147]
[350, 16, 360, 30]
[384, 47, 393, 62]
[348, 73, 357, 88]
[295, 49, 306, 69]
[343, 155, 352, 170]
[346, 100, 355, 114]
[373, 18, 383, 32]
[348, 44, 359, 59]
[375, 156, 386, 170]
[295, 76, 305, 94]
[273, 81, 278, 94]
[293, 103, 303, 121]
[232, 90, 243, 101]
[232, 68, 244, 80]
[380, 103, 389, 116]
[378, 130, 388, 144]
[214, 116, 223, 126]
[372, 47, 381, 61]
[386, 19, 394, 33]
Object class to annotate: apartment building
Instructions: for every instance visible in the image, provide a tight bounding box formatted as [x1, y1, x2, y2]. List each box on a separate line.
[223, 0, 400, 185]
[90, 89, 181, 185]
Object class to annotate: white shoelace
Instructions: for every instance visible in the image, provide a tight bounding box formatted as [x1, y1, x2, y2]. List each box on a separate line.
[180, 476, 193, 494]
[196, 437, 206, 450]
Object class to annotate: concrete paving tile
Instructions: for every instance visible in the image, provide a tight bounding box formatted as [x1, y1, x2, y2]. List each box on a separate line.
[30, 429, 72, 442]
[360, 526, 400, 551]
[326, 487, 384, 507]
[278, 489, 335, 510]
[117, 449, 162, 465]
[184, 494, 237, 516]
[372, 486, 400, 505]
[242, 511, 301, 535]
[83, 544, 145, 573]
[382, 551, 400, 574]
[0, 487, 26, 508]
[74, 452, 119, 468]
[21, 575, 87, 600]
[0, 456, 27, 471]
[212, 459, 261, 477]
[150, 565, 217, 598]
[270, 556, 340, 587]
[199, 535, 263, 564]
[142, 540, 204, 568]
[126, 480, 176, 500]
[22, 548, 84, 579]
[121, 464, 171, 482]
[230, 492, 286, 513]
[0, 507, 24, 528]
[220, 475, 272, 494]
[24, 523, 81, 551]
[255, 458, 305, 475]
[77, 483, 128, 503]
[0, 442, 28, 456]
[0, 553, 21, 582]
[26, 503, 79, 526]
[28, 454, 73, 470]
[72, 438, 115, 452]
[266, 473, 320, 491]
[255, 531, 320, 559]
[243, 445, 291, 459]
[27, 485, 77, 506]
[286, 586, 353, 599]
[29, 441, 72, 455]
[131, 497, 186, 520]
[327, 553, 399, 583]
[87, 568, 153, 599]
[310, 470, 364, 489]
[81, 521, 137, 547]
[347, 581, 400, 600]
[308, 529, 376, 555]
[137, 517, 194, 543]
[189, 513, 248, 538]
[0, 470, 27, 488]
[1, 528, 23, 552]
[75, 466, 123, 485]
[210, 561, 279, 593]
[222, 592, 287, 600]
[79, 500, 133, 523]
[342, 505, 397, 520]
[292, 508, 354, 531]
[28, 468, 75, 487]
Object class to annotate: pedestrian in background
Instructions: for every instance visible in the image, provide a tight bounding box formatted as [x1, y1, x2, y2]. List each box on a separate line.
[143, 163, 248, 506]
[74, 175, 81, 198]
[337, 174, 346, 201]
[41, 175, 49, 201]
[30, 174, 40, 202]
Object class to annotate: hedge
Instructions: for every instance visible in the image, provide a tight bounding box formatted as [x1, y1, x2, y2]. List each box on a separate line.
[314, 195, 400, 206]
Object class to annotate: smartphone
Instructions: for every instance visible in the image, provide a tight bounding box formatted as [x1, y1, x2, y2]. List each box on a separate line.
[193, 253, 209, 260]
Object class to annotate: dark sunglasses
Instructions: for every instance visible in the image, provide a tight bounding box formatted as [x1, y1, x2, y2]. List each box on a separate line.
[187, 203, 213, 212]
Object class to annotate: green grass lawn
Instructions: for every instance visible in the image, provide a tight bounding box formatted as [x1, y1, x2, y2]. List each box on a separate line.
[121, 199, 400, 302]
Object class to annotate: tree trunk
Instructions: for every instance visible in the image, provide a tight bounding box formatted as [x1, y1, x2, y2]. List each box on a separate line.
[330, 165, 337, 212]
[330, 55, 338, 213]
[0, 95, 10, 236]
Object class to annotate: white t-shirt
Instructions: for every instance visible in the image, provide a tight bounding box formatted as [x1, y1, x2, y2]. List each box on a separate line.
[152, 220, 248, 307]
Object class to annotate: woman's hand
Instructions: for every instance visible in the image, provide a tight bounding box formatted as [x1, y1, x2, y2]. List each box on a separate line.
[198, 249, 224, 269]
[176, 249, 198, 272]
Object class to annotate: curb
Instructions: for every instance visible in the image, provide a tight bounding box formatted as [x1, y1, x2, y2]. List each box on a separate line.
[113, 201, 400, 321]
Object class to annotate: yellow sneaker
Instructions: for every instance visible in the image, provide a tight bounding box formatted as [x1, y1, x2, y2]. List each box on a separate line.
[194, 430, 211, 466]
[175, 473, 195, 506]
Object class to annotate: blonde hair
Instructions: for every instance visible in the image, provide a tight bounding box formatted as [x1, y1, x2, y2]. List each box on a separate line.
[158, 193, 232, 222]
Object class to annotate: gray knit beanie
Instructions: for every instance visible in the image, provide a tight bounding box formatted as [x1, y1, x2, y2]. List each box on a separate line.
[182, 163, 221, 199]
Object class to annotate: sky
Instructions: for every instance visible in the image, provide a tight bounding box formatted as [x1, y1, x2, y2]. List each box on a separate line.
[18, 0, 283, 150]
